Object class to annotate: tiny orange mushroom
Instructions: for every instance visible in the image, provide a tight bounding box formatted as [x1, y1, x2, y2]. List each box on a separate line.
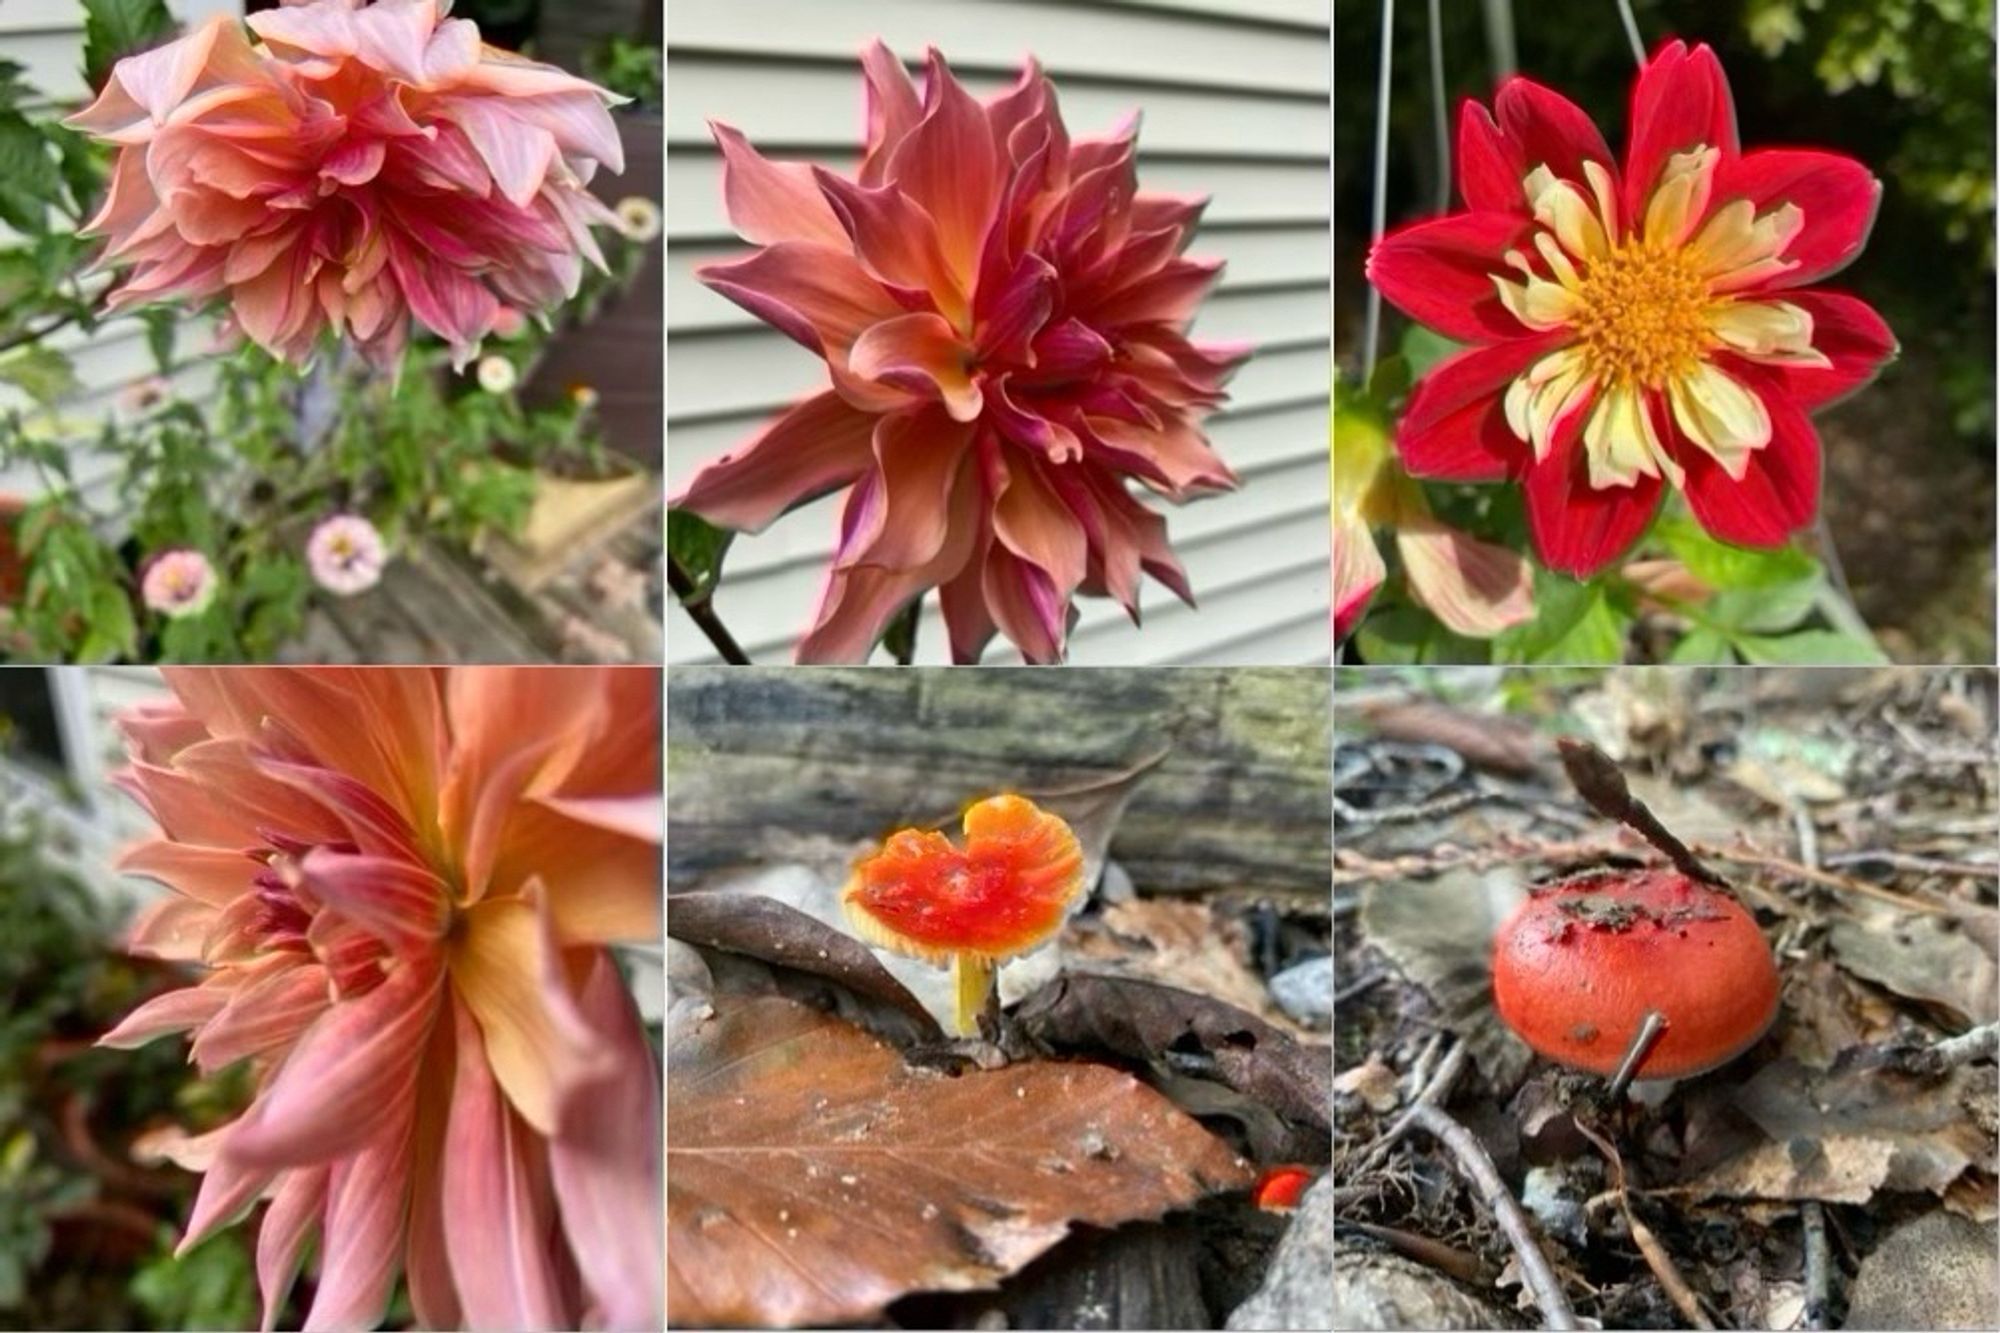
[842, 793, 1086, 1037]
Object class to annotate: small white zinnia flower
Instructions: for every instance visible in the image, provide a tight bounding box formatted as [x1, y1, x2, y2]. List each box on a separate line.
[141, 550, 218, 619]
[477, 355, 519, 395]
[615, 195, 662, 243]
[306, 514, 388, 597]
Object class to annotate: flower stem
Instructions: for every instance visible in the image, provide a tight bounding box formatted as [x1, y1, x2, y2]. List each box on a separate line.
[667, 554, 751, 665]
[1362, 0, 1397, 377]
[1426, 0, 1451, 213]
[1614, 0, 1645, 66]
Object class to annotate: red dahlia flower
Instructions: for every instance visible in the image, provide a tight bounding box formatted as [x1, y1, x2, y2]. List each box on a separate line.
[1367, 41, 1895, 577]
[671, 42, 1249, 664]
[67, 1, 626, 371]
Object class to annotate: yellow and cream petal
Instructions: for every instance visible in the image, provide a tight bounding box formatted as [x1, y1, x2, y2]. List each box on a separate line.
[1583, 384, 1679, 490]
[1667, 362, 1772, 480]
[1582, 161, 1621, 240]
[1641, 147, 1719, 251]
[1525, 165, 1609, 262]
[1707, 299, 1834, 367]
[1504, 348, 1597, 462]
[1691, 200, 1804, 292]
[1492, 268, 1578, 331]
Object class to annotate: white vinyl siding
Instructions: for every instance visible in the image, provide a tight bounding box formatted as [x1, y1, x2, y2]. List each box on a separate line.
[0, 0, 242, 504]
[665, 0, 1331, 665]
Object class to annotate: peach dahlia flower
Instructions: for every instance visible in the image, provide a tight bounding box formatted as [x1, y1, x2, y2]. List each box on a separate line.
[672, 43, 1249, 664]
[67, 0, 626, 371]
[103, 667, 662, 1331]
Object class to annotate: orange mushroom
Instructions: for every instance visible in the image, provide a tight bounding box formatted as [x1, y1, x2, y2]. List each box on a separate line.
[1492, 867, 1779, 1081]
[842, 793, 1085, 1037]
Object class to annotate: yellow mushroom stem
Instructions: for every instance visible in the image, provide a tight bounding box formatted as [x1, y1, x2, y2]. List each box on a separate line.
[951, 954, 995, 1038]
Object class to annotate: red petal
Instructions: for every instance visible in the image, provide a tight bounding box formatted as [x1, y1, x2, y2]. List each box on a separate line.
[1398, 331, 1569, 480]
[1366, 212, 1536, 343]
[1523, 411, 1663, 577]
[1457, 99, 1526, 213]
[697, 242, 900, 357]
[1675, 372, 1820, 547]
[1493, 76, 1615, 193]
[1760, 291, 1895, 410]
[1711, 149, 1881, 288]
[1624, 41, 1739, 215]
[670, 391, 877, 534]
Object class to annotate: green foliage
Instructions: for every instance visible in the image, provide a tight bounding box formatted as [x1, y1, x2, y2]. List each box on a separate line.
[667, 509, 734, 605]
[587, 36, 663, 109]
[131, 1227, 258, 1332]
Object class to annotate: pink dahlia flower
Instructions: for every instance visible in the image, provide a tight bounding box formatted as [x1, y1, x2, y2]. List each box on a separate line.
[671, 42, 1250, 664]
[1367, 41, 1896, 577]
[142, 549, 220, 618]
[67, 1, 626, 371]
[306, 514, 388, 595]
[103, 667, 662, 1331]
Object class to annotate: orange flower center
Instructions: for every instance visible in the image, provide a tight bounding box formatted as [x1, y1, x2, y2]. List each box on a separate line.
[1570, 240, 1713, 391]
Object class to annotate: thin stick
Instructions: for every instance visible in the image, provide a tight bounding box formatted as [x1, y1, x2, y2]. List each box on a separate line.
[1362, 0, 1396, 377]
[1614, 0, 1645, 65]
[666, 555, 751, 665]
[1577, 1120, 1713, 1330]
[1557, 738, 1731, 890]
[1604, 1009, 1668, 1103]
[1802, 1201, 1832, 1330]
[1405, 1102, 1579, 1330]
[1480, 0, 1516, 78]
[1358, 1037, 1469, 1171]
[1425, 0, 1451, 213]
[1904, 1021, 2000, 1074]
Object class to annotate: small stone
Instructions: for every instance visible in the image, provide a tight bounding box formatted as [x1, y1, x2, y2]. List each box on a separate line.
[1228, 1175, 1333, 1330]
[1269, 956, 1333, 1029]
[1845, 1210, 1998, 1331]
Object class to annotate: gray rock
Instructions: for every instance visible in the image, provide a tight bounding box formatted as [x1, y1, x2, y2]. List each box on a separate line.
[1227, 1175, 1333, 1330]
[1333, 1242, 1513, 1330]
[1846, 1210, 1999, 1331]
[1269, 955, 1333, 1029]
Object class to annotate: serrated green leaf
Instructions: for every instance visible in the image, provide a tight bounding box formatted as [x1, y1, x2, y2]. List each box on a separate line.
[0, 114, 59, 234]
[1732, 630, 1889, 665]
[1705, 577, 1823, 634]
[667, 508, 733, 603]
[1666, 626, 1738, 664]
[1494, 576, 1629, 664]
[82, 0, 175, 92]
[0, 346, 77, 406]
[1354, 604, 1487, 664]
[1655, 515, 1819, 590]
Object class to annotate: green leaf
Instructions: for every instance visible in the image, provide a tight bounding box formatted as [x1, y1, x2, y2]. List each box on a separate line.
[667, 508, 733, 604]
[1705, 577, 1822, 635]
[81, 0, 175, 92]
[0, 114, 60, 234]
[0, 346, 77, 406]
[1399, 324, 1462, 379]
[141, 309, 176, 374]
[1363, 353, 1410, 406]
[1494, 576, 1629, 664]
[1353, 605, 1487, 664]
[880, 598, 920, 663]
[1654, 515, 1819, 590]
[1732, 630, 1890, 665]
[1666, 626, 1738, 664]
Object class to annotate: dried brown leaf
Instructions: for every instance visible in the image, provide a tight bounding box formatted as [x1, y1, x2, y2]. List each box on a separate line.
[666, 994, 1251, 1329]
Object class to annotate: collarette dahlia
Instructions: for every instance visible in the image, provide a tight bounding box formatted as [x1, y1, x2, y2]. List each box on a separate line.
[66, 0, 627, 371]
[671, 42, 1249, 664]
[1366, 41, 1896, 577]
[102, 667, 661, 1331]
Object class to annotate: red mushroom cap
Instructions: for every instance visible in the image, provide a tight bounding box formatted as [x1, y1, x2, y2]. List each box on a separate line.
[1492, 868, 1779, 1079]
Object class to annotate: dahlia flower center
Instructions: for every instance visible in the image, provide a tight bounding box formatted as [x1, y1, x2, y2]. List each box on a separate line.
[1571, 242, 1712, 391]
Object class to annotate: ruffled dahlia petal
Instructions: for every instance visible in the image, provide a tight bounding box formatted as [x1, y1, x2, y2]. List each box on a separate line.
[858, 39, 924, 184]
[1623, 40, 1739, 215]
[224, 953, 443, 1168]
[849, 313, 984, 421]
[99, 982, 229, 1049]
[709, 121, 848, 249]
[305, 1105, 413, 1333]
[255, 1165, 327, 1333]
[442, 999, 570, 1332]
[1759, 290, 1896, 409]
[670, 390, 877, 534]
[811, 167, 967, 319]
[938, 540, 1001, 664]
[840, 408, 976, 570]
[192, 962, 331, 1074]
[1709, 148, 1881, 289]
[1523, 411, 1664, 577]
[124, 893, 216, 961]
[1492, 76, 1616, 191]
[1396, 518, 1536, 637]
[885, 49, 1000, 282]
[180, 1146, 276, 1256]
[298, 848, 451, 950]
[548, 955, 664, 1333]
[1366, 211, 1537, 343]
[992, 448, 1090, 598]
[1673, 368, 1820, 547]
[1398, 331, 1570, 479]
[982, 541, 1068, 664]
[698, 242, 899, 359]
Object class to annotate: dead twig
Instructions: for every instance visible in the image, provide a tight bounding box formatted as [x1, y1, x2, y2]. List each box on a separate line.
[1604, 1009, 1668, 1104]
[1576, 1120, 1714, 1330]
[1821, 850, 2000, 880]
[1695, 839, 1980, 919]
[1404, 1102, 1578, 1330]
[1339, 1218, 1487, 1285]
[1901, 1022, 2000, 1075]
[1357, 1038, 1469, 1172]
[1557, 738, 1730, 890]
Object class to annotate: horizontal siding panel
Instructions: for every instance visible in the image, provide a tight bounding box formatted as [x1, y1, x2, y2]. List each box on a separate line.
[667, 152, 1326, 240]
[668, 58, 1326, 161]
[666, 0, 1328, 97]
[666, 225, 1327, 334]
[1076, 0, 1328, 27]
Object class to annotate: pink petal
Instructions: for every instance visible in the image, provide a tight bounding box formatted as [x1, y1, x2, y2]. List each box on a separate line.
[298, 848, 450, 950]
[125, 893, 215, 961]
[179, 1147, 275, 1255]
[442, 998, 571, 1332]
[698, 241, 900, 357]
[848, 312, 983, 421]
[1334, 514, 1386, 641]
[192, 962, 332, 1075]
[255, 1166, 327, 1333]
[449, 98, 559, 208]
[710, 122, 847, 248]
[1396, 519, 1537, 636]
[992, 448, 1088, 597]
[224, 954, 443, 1168]
[669, 390, 876, 534]
[839, 409, 975, 571]
[99, 984, 227, 1050]
[884, 49, 999, 282]
[858, 40, 923, 182]
[305, 1110, 413, 1333]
